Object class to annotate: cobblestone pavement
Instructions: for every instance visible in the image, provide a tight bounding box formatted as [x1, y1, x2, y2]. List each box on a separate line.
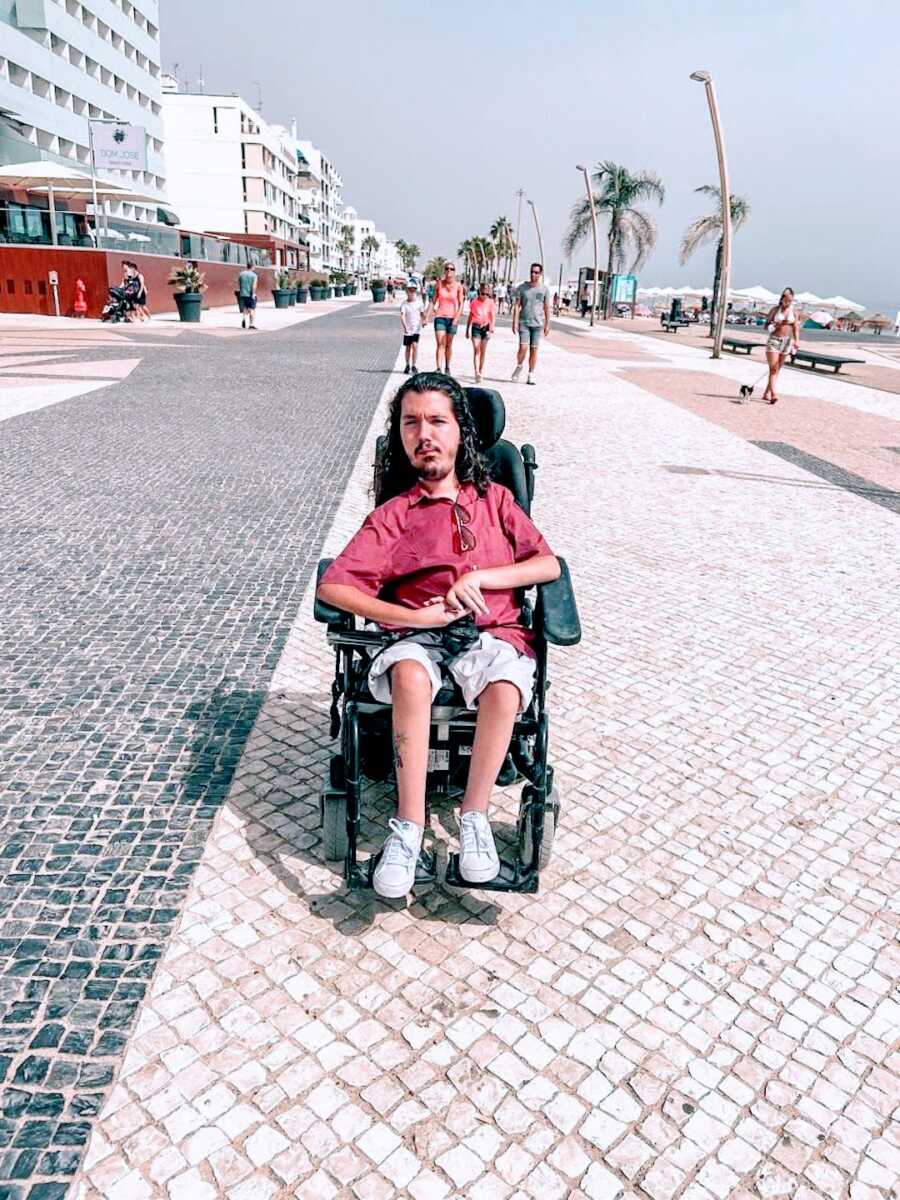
[0, 302, 400, 1197]
[69, 321, 900, 1199]
[0, 298, 361, 424]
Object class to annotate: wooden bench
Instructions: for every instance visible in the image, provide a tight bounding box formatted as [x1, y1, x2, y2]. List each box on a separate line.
[722, 336, 764, 355]
[660, 318, 690, 332]
[788, 349, 865, 375]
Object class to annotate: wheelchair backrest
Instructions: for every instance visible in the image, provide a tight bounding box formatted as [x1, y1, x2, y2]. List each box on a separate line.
[373, 385, 532, 514]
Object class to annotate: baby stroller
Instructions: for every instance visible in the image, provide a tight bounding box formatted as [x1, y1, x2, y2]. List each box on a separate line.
[314, 386, 581, 894]
[100, 285, 132, 324]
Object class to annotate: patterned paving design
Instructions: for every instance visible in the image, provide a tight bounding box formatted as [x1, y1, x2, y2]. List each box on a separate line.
[68, 324, 900, 1200]
[0, 305, 399, 1197]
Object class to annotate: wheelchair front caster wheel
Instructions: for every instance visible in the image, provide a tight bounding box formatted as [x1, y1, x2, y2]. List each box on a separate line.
[518, 785, 560, 871]
[321, 756, 348, 862]
[322, 795, 348, 862]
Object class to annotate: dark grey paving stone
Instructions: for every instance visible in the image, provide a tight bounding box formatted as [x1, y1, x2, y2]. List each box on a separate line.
[0, 304, 398, 1190]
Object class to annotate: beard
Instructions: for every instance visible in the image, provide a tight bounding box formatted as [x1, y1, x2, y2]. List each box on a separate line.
[418, 459, 453, 481]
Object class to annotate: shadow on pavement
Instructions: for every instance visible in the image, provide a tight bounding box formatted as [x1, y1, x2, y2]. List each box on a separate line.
[182, 687, 502, 932]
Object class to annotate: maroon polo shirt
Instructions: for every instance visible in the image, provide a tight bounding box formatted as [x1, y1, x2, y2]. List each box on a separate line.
[321, 480, 553, 657]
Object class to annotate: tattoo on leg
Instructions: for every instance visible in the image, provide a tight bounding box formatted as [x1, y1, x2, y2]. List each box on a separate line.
[393, 730, 407, 770]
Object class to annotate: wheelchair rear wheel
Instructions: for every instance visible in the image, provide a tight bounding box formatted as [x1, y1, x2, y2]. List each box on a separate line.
[517, 784, 560, 871]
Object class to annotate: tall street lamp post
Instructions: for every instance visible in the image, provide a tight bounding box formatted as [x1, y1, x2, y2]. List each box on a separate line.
[513, 187, 524, 284]
[690, 70, 731, 359]
[527, 199, 545, 271]
[576, 164, 600, 327]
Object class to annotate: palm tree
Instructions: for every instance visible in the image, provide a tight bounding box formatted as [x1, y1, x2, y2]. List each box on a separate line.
[457, 239, 475, 285]
[399, 241, 420, 272]
[564, 161, 665, 317]
[424, 256, 447, 281]
[361, 234, 380, 280]
[339, 223, 355, 273]
[680, 185, 751, 331]
[490, 216, 512, 283]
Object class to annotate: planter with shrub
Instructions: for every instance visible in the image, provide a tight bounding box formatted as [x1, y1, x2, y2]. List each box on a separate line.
[272, 269, 293, 309]
[370, 278, 387, 303]
[169, 264, 206, 321]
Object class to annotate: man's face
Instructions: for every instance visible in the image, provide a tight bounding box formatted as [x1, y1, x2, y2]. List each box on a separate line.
[530, 265, 541, 283]
[400, 391, 460, 482]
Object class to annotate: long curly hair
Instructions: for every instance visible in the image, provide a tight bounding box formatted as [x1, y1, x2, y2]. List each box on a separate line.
[376, 372, 490, 505]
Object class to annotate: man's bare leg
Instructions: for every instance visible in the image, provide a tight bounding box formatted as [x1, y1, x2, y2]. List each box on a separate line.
[460, 681, 519, 815]
[390, 660, 432, 824]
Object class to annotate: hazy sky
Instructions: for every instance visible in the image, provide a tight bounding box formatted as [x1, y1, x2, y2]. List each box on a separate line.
[160, 0, 899, 311]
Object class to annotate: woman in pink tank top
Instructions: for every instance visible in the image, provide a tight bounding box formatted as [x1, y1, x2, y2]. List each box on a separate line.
[466, 282, 496, 383]
[427, 261, 465, 374]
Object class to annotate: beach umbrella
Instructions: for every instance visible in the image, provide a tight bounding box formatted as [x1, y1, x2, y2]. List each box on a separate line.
[821, 295, 865, 311]
[807, 310, 834, 327]
[862, 312, 891, 328]
[794, 291, 825, 305]
[733, 285, 779, 303]
[0, 160, 154, 245]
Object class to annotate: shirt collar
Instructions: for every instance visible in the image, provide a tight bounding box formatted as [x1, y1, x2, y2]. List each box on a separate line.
[407, 480, 474, 507]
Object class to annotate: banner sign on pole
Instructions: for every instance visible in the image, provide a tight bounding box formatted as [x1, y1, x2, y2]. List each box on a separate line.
[611, 274, 637, 303]
[90, 121, 147, 171]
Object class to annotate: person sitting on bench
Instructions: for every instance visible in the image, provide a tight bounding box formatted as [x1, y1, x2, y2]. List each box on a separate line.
[317, 373, 560, 899]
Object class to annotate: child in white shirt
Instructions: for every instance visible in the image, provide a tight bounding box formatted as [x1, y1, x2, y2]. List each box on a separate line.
[399, 283, 426, 374]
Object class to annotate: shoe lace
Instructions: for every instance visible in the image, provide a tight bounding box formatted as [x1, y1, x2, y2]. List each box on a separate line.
[460, 814, 490, 855]
[382, 818, 418, 867]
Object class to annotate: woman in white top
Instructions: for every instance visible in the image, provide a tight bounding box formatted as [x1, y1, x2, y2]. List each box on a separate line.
[762, 287, 800, 404]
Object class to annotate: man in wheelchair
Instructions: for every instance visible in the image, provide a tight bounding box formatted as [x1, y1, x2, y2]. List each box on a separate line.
[317, 372, 561, 898]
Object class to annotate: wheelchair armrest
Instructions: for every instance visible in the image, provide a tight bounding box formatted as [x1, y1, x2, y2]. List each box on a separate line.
[314, 558, 353, 627]
[535, 558, 581, 646]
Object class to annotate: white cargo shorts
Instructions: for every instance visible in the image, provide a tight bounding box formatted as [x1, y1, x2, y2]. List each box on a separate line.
[368, 631, 536, 711]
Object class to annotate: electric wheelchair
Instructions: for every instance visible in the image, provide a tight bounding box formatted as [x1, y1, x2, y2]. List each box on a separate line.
[313, 386, 581, 894]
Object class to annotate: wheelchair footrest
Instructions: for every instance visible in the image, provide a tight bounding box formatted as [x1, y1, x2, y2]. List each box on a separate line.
[445, 853, 539, 894]
[347, 846, 438, 891]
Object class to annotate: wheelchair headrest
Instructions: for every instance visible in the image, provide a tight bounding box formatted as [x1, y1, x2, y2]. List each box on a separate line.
[464, 387, 506, 451]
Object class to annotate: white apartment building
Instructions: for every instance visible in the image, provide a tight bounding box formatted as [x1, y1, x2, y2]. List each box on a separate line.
[0, 0, 166, 222]
[342, 205, 402, 280]
[295, 139, 342, 273]
[340, 207, 405, 282]
[161, 87, 303, 266]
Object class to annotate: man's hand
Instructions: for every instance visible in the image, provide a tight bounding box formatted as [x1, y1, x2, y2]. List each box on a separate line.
[407, 601, 459, 628]
[425, 571, 489, 617]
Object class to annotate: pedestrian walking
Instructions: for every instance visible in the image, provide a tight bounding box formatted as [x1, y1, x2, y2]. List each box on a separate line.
[495, 281, 507, 314]
[237, 265, 259, 330]
[427, 261, 465, 375]
[466, 281, 496, 383]
[399, 282, 425, 374]
[120, 261, 139, 321]
[511, 262, 551, 385]
[130, 261, 150, 320]
[762, 287, 799, 404]
[387, 278, 395, 302]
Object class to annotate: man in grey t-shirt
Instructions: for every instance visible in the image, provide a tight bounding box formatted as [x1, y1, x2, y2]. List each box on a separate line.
[237, 267, 259, 330]
[511, 262, 551, 385]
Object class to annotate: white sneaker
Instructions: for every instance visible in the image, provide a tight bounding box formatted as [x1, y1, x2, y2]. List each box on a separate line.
[527, 374, 535, 385]
[511, 364, 523, 382]
[458, 811, 500, 883]
[373, 819, 424, 898]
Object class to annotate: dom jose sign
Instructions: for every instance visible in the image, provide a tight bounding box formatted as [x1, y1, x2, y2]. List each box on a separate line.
[90, 121, 147, 171]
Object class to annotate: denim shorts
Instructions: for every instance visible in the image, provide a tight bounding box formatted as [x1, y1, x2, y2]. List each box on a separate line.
[434, 316, 458, 335]
[518, 324, 542, 347]
[471, 323, 491, 340]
